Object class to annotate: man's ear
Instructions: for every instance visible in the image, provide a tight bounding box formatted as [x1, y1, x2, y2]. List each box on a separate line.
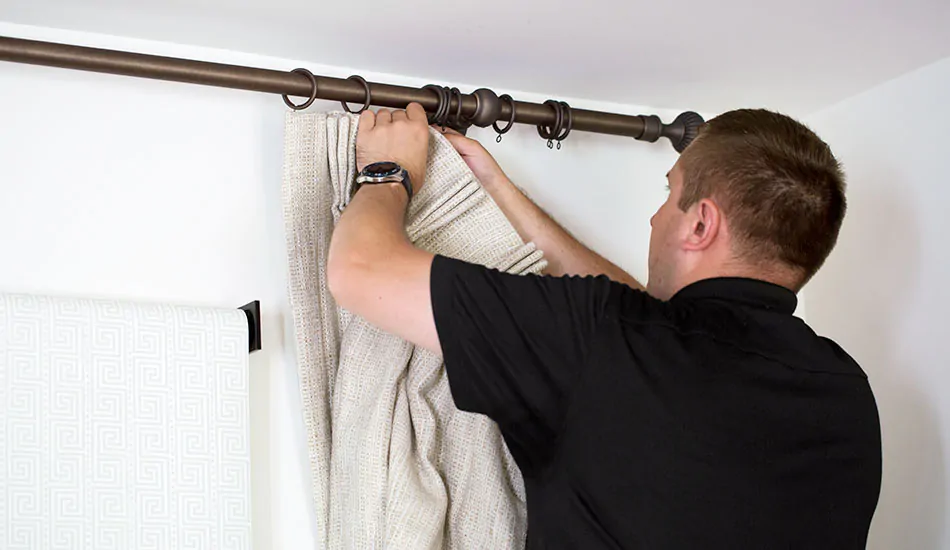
[683, 198, 721, 251]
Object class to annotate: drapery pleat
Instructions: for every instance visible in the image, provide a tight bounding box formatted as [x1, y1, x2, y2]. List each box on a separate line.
[282, 112, 545, 549]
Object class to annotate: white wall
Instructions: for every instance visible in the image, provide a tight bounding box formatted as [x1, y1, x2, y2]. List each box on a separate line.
[0, 22, 682, 549]
[805, 57, 950, 549]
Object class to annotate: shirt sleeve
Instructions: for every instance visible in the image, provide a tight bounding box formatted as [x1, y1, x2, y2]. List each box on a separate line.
[430, 254, 624, 472]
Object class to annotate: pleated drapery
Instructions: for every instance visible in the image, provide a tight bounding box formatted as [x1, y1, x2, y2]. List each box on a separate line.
[282, 112, 545, 549]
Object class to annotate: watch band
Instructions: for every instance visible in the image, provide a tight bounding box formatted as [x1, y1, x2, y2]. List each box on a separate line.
[354, 167, 413, 202]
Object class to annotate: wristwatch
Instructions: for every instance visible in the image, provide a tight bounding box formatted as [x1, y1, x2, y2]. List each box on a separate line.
[354, 161, 413, 202]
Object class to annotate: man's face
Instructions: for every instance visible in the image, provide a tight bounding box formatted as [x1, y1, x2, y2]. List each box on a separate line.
[647, 162, 688, 300]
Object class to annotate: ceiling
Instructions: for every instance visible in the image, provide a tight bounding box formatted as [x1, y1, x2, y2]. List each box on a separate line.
[2, 0, 949, 115]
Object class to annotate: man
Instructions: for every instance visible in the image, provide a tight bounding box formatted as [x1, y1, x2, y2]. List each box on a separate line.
[327, 103, 882, 548]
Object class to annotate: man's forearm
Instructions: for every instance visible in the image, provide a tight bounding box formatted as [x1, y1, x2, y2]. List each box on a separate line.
[330, 184, 410, 261]
[482, 176, 645, 290]
[327, 183, 441, 352]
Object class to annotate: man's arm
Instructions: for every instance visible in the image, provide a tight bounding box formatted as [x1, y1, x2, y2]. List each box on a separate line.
[329, 104, 644, 357]
[441, 130, 644, 291]
[327, 104, 441, 353]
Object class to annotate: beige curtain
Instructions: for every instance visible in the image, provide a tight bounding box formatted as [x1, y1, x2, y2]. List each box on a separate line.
[282, 112, 546, 549]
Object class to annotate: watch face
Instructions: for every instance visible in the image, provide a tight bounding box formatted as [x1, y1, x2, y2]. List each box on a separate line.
[364, 161, 401, 178]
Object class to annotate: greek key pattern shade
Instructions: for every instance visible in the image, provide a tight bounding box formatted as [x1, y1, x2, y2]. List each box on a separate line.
[0, 293, 252, 550]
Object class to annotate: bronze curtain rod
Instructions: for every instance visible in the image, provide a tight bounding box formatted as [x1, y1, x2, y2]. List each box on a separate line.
[0, 35, 704, 152]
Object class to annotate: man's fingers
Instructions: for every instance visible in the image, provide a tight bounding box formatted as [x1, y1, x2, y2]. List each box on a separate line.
[375, 109, 393, 125]
[406, 102, 427, 123]
[392, 109, 409, 123]
[359, 109, 376, 131]
[442, 131, 465, 146]
[442, 131, 476, 150]
[436, 126, 473, 149]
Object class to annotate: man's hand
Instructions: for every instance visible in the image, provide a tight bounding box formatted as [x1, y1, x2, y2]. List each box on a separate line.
[356, 103, 430, 194]
[438, 128, 644, 288]
[439, 127, 509, 190]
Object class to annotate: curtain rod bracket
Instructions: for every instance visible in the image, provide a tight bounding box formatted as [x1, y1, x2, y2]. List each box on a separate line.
[239, 300, 262, 353]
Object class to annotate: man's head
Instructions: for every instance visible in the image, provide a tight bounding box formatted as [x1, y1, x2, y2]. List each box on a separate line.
[646, 109, 846, 300]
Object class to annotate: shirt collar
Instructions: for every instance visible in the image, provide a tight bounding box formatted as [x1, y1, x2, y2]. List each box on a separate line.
[670, 277, 798, 314]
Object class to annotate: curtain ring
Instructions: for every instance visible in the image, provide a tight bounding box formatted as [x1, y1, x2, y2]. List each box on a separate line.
[537, 99, 562, 148]
[446, 87, 473, 134]
[555, 101, 572, 150]
[435, 86, 452, 130]
[538, 99, 563, 149]
[341, 75, 371, 114]
[449, 87, 464, 126]
[439, 86, 453, 130]
[493, 94, 516, 142]
[282, 68, 318, 111]
[423, 84, 449, 127]
[423, 84, 440, 124]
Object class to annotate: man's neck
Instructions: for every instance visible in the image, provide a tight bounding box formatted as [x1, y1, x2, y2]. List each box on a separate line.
[677, 263, 801, 295]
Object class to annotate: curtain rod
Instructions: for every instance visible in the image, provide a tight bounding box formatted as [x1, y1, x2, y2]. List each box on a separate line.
[0, 35, 704, 152]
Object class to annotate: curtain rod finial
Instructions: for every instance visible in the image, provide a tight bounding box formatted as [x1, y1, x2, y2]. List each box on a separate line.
[665, 111, 705, 153]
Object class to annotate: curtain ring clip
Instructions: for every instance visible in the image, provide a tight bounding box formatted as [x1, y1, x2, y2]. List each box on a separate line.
[538, 99, 563, 149]
[493, 94, 516, 143]
[341, 75, 371, 114]
[439, 86, 453, 130]
[423, 84, 450, 129]
[554, 101, 573, 150]
[447, 87, 470, 134]
[282, 68, 318, 111]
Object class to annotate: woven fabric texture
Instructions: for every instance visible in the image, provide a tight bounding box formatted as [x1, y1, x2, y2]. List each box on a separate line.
[282, 112, 546, 549]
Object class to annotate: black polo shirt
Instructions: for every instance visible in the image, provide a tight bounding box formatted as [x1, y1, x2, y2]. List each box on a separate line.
[430, 255, 881, 549]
